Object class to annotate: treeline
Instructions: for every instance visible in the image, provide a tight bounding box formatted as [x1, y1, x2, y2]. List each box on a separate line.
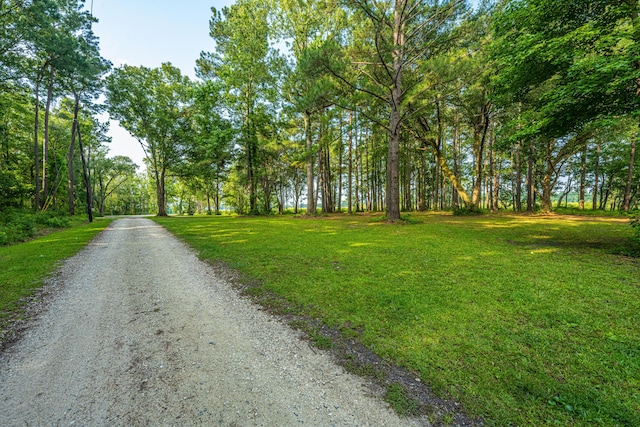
[129, 0, 636, 218]
[0, 0, 144, 222]
[2, 0, 638, 221]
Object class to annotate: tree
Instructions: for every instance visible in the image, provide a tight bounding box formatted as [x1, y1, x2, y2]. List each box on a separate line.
[197, 0, 282, 214]
[92, 154, 137, 216]
[60, 22, 110, 217]
[272, 0, 344, 215]
[334, 0, 464, 220]
[182, 81, 234, 215]
[491, 0, 639, 212]
[106, 63, 192, 216]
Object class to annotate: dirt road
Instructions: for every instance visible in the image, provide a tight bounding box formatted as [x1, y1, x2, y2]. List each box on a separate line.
[0, 217, 426, 426]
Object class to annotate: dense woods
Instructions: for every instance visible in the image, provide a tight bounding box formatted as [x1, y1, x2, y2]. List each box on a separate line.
[1, 0, 638, 222]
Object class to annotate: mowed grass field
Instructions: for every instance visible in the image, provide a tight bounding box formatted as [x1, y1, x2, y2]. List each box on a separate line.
[154, 212, 640, 426]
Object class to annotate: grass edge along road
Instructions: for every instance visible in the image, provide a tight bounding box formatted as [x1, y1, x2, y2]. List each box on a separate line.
[154, 213, 640, 426]
[0, 218, 114, 343]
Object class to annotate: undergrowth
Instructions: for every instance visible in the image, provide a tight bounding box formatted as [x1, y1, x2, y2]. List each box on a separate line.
[0, 209, 81, 246]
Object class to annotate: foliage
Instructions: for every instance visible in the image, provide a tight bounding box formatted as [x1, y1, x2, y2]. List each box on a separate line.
[106, 63, 193, 216]
[197, 0, 283, 214]
[452, 206, 483, 216]
[154, 213, 640, 426]
[491, 0, 639, 138]
[0, 209, 76, 246]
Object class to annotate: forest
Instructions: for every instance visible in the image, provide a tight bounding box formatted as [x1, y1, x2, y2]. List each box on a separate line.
[0, 0, 638, 224]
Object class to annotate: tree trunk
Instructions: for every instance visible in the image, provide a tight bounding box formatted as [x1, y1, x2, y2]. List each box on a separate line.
[600, 173, 612, 210]
[419, 149, 427, 211]
[338, 114, 343, 212]
[246, 100, 258, 214]
[77, 125, 93, 222]
[593, 142, 600, 210]
[432, 144, 472, 207]
[557, 176, 572, 208]
[156, 167, 167, 216]
[355, 118, 361, 212]
[33, 75, 41, 210]
[579, 144, 587, 210]
[492, 159, 500, 212]
[68, 94, 80, 215]
[488, 123, 497, 212]
[433, 95, 443, 211]
[452, 114, 460, 208]
[471, 108, 490, 209]
[304, 111, 315, 215]
[348, 111, 353, 214]
[386, 0, 405, 222]
[42, 65, 54, 207]
[541, 139, 555, 213]
[515, 143, 522, 211]
[622, 130, 637, 211]
[527, 139, 535, 212]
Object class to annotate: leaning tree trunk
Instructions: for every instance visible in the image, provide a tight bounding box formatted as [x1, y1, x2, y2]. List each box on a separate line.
[41, 65, 54, 207]
[68, 94, 80, 215]
[33, 70, 43, 210]
[77, 125, 93, 222]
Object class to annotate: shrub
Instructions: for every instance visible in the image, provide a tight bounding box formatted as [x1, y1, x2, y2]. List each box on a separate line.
[34, 211, 71, 228]
[453, 205, 483, 216]
[0, 210, 72, 246]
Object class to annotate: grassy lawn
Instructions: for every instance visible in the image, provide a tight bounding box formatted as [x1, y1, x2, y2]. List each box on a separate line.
[153, 213, 640, 426]
[0, 218, 114, 334]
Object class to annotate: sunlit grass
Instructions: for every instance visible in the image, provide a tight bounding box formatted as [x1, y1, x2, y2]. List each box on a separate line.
[154, 213, 639, 426]
[0, 218, 113, 331]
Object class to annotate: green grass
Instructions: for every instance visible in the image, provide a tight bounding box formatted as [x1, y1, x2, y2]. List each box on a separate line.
[385, 382, 421, 417]
[153, 213, 640, 426]
[0, 218, 113, 332]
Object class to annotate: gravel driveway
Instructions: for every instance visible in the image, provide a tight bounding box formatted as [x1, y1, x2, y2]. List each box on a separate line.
[0, 217, 427, 426]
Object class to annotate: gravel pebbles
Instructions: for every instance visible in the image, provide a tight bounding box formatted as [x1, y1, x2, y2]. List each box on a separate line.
[0, 217, 428, 426]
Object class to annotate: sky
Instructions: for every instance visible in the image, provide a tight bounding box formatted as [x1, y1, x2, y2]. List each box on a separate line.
[91, 0, 233, 168]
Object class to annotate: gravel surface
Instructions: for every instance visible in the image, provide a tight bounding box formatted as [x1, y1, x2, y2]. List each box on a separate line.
[0, 217, 428, 426]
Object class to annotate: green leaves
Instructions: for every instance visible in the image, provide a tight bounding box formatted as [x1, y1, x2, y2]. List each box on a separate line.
[106, 63, 194, 215]
[491, 0, 639, 139]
